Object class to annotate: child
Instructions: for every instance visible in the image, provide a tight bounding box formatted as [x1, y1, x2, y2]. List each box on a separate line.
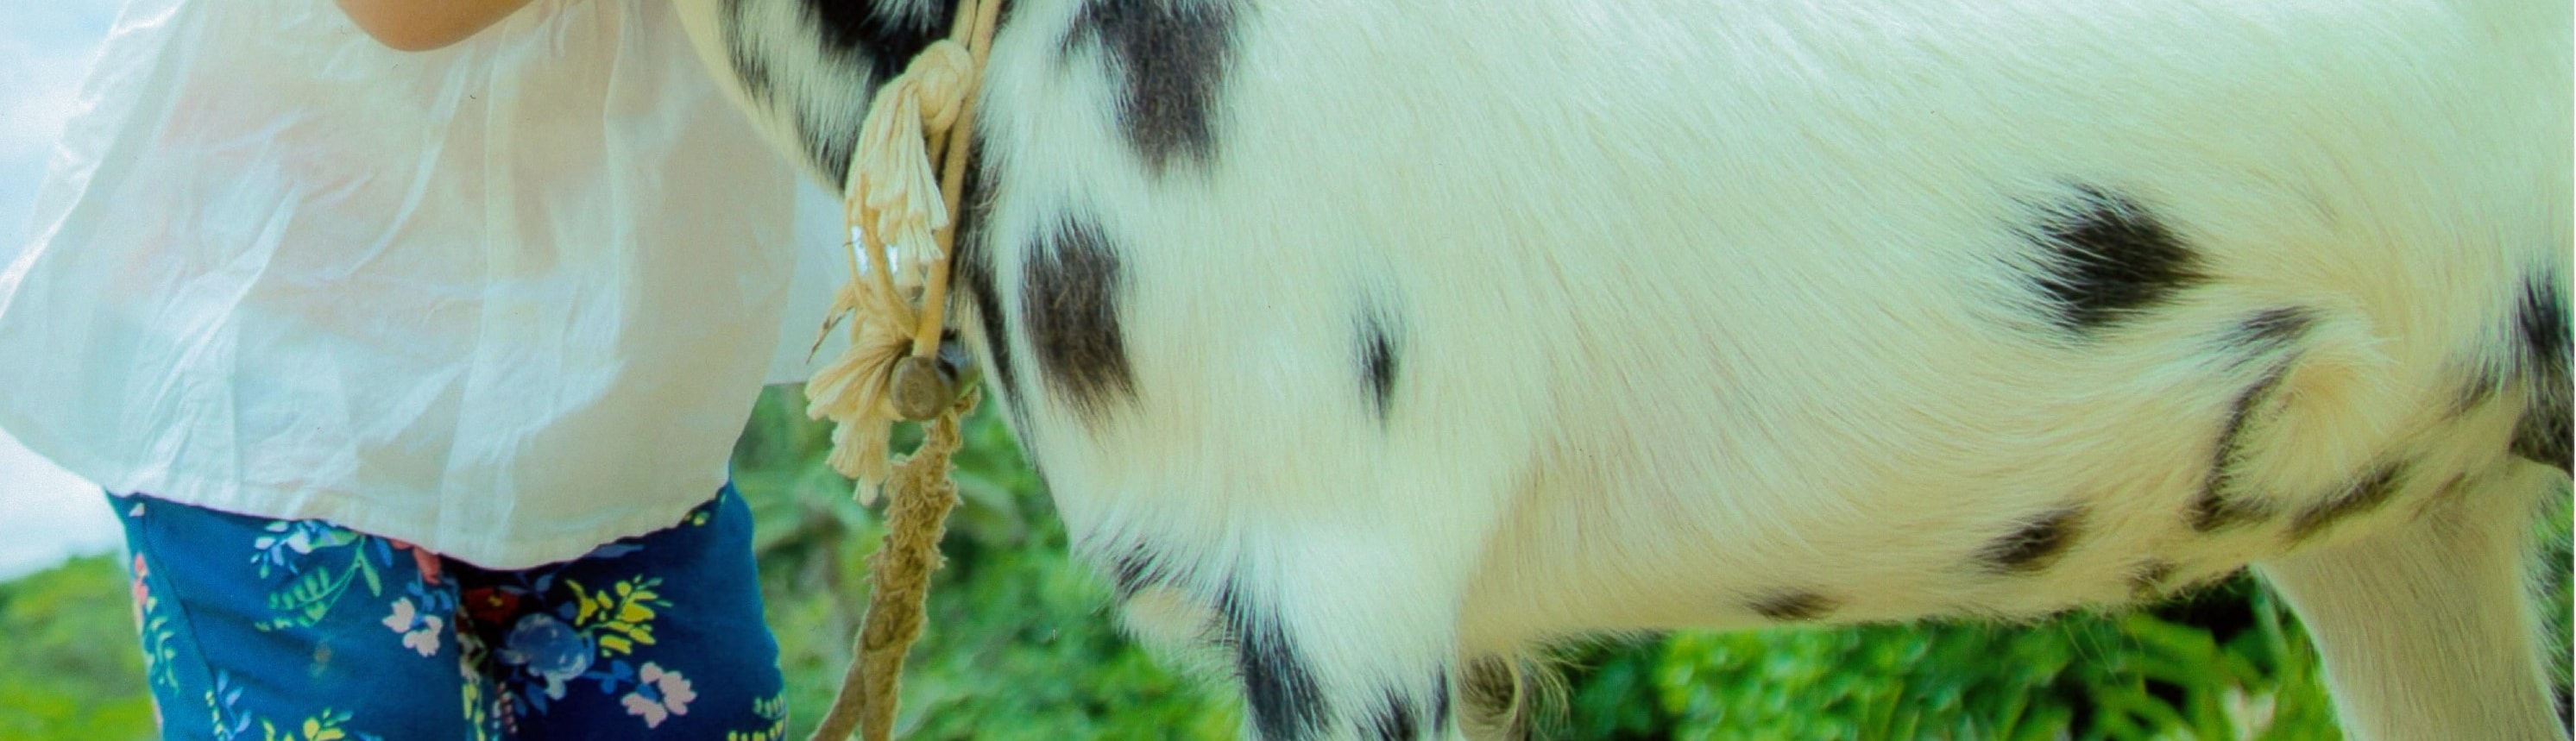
[0, 0, 808, 736]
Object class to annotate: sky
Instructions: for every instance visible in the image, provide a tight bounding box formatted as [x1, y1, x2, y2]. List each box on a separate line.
[0, 0, 126, 581]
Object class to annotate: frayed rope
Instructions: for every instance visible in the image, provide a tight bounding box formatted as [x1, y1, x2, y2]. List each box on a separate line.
[800, 0, 1002, 736]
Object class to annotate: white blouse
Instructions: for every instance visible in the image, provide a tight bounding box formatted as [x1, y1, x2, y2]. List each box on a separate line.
[0, 0, 820, 568]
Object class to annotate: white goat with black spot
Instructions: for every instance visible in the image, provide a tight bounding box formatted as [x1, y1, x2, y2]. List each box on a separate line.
[674, 0, 2573, 738]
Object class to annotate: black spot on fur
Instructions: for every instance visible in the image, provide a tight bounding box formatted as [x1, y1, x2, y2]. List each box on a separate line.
[2221, 307, 2315, 359]
[2429, 473, 2470, 505]
[950, 158, 1017, 384]
[1363, 687, 1421, 741]
[721, 0, 960, 187]
[2513, 278, 2571, 473]
[719, 2, 778, 102]
[1220, 582, 1328, 741]
[2194, 363, 2292, 531]
[1062, 0, 1239, 173]
[991, 0, 1018, 31]
[1428, 673, 1452, 735]
[2026, 186, 2202, 334]
[2188, 490, 2271, 532]
[801, 0, 954, 85]
[2407, 473, 2473, 521]
[2191, 311, 2312, 530]
[1023, 216, 1137, 421]
[2128, 559, 2177, 600]
[1105, 547, 1155, 600]
[2518, 407, 2571, 474]
[1749, 591, 1837, 622]
[1360, 308, 1400, 422]
[1981, 507, 2084, 574]
[2522, 278, 2571, 381]
[2288, 462, 2408, 541]
[1458, 656, 1521, 738]
[788, 107, 862, 188]
[948, 159, 1036, 448]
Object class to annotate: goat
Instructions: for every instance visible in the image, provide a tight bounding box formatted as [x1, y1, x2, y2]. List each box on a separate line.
[671, 0, 2573, 738]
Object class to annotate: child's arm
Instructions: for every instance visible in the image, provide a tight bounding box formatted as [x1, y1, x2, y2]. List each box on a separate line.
[332, 0, 541, 52]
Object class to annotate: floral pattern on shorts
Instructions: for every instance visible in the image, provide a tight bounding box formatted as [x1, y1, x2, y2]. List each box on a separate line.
[115, 486, 789, 739]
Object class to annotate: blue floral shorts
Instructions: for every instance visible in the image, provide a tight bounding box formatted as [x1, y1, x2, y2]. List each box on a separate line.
[113, 486, 789, 740]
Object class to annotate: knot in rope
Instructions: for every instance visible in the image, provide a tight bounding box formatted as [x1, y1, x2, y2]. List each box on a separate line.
[847, 40, 975, 284]
[809, 38, 977, 502]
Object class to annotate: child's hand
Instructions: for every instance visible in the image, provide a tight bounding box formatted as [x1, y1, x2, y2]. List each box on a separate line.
[332, 0, 542, 52]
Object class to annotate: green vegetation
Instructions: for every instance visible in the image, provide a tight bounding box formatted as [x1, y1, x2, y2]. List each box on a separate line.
[732, 387, 1243, 741]
[5, 385, 2567, 739]
[0, 555, 158, 739]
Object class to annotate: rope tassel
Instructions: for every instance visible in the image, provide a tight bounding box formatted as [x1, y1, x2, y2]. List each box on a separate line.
[805, 281, 917, 496]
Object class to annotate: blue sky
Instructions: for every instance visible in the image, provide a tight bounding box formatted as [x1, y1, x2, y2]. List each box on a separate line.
[0, 0, 124, 580]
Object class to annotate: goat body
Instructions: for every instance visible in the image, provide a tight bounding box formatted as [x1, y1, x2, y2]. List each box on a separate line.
[674, 0, 2573, 738]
